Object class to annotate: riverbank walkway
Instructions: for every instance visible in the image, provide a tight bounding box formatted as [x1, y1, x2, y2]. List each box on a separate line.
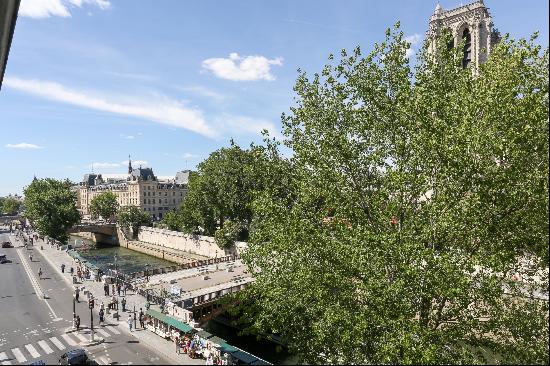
[33, 235, 204, 365]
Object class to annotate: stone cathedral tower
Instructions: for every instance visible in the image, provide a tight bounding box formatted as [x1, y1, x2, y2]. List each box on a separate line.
[427, 0, 500, 69]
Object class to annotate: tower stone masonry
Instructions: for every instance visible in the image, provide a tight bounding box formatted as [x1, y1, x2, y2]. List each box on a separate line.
[427, 0, 500, 69]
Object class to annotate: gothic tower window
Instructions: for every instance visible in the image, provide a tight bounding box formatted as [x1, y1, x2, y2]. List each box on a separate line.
[462, 28, 472, 68]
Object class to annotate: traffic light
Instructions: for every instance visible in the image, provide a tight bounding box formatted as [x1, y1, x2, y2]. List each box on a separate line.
[89, 298, 95, 309]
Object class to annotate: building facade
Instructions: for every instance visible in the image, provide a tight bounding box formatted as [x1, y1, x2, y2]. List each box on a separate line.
[75, 159, 191, 220]
[427, 0, 500, 69]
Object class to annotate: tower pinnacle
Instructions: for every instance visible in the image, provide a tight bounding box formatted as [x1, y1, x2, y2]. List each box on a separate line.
[128, 155, 133, 174]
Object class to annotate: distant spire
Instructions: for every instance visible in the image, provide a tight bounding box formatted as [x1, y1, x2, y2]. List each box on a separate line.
[33, 174, 37, 182]
[128, 154, 133, 174]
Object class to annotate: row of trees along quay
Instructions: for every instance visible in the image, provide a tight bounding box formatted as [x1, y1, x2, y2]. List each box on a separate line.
[21, 26, 548, 364]
[23, 179, 150, 242]
[0, 196, 21, 215]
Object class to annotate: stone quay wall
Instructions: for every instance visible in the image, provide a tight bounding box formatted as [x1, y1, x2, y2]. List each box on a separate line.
[136, 227, 247, 258]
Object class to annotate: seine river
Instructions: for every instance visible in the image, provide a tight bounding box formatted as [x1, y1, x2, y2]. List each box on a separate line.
[69, 235, 297, 365]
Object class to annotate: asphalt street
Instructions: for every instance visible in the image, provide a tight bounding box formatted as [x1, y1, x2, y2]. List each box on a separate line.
[0, 227, 173, 365]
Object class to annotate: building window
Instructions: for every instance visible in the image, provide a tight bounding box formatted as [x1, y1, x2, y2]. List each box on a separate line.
[173, 199, 176, 204]
[462, 28, 472, 69]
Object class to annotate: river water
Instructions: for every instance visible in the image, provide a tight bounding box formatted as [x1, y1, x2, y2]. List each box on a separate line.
[69, 235, 297, 365]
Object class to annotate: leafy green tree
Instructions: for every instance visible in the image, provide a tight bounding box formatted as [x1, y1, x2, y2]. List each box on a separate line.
[242, 26, 549, 364]
[117, 205, 151, 238]
[163, 141, 290, 248]
[1, 197, 21, 215]
[89, 192, 119, 220]
[23, 178, 81, 242]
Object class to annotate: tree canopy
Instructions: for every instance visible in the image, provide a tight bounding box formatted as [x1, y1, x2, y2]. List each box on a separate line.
[0, 197, 21, 215]
[117, 205, 151, 238]
[23, 178, 81, 242]
[162, 140, 290, 248]
[241, 26, 549, 364]
[89, 192, 119, 220]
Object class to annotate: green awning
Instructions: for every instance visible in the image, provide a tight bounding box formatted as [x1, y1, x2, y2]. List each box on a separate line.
[207, 336, 226, 346]
[196, 330, 213, 339]
[146, 309, 194, 333]
[231, 350, 260, 365]
[216, 342, 239, 354]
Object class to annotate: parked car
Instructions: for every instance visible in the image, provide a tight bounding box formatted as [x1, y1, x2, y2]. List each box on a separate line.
[1, 241, 12, 248]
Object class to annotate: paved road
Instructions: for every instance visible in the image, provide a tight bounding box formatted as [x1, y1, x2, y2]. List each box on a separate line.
[0, 228, 173, 365]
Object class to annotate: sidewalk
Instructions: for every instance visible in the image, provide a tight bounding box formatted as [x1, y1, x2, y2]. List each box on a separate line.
[34, 234, 203, 365]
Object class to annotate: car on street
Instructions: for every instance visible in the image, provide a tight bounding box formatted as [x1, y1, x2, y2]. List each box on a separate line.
[1, 241, 13, 248]
[0, 254, 10, 264]
[58, 348, 98, 365]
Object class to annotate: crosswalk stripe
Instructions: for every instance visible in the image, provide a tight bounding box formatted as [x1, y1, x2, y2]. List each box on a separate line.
[97, 356, 109, 365]
[49, 336, 66, 350]
[0, 351, 12, 365]
[24, 344, 40, 359]
[37, 340, 54, 354]
[73, 332, 88, 343]
[10, 348, 25, 363]
[105, 325, 120, 335]
[96, 328, 110, 338]
[61, 333, 78, 346]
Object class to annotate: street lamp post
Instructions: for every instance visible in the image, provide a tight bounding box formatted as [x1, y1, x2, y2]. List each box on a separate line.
[145, 264, 149, 283]
[89, 297, 95, 342]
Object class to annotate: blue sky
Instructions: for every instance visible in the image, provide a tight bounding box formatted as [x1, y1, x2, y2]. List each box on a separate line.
[1, 0, 548, 196]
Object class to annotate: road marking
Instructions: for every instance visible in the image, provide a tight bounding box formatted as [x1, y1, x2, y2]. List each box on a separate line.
[0, 351, 12, 365]
[15, 249, 59, 319]
[37, 340, 53, 354]
[61, 334, 78, 346]
[24, 344, 40, 359]
[73, 332, 88, 343]
[97, 356, 108, 365]
[96, 328, 110, 338]
[105, 326, 120, 335]
[10, 348, 26, 363]
[49, 337, 65, 350]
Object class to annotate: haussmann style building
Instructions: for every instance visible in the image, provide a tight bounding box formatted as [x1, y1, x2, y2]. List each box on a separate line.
[75, 158, 191, 220]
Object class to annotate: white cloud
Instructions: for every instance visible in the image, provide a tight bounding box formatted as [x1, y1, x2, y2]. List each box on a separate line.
[214, 114, 281, 139]
[182, 153, 198, 159]
[19, 0, 110, 19]
[5, 143, 43, 149]
[91, 162, 120, 168]
[4, 77, 215, 138]
[177, 85, 225, 101]
[405, 33, 422, 58]
[120, 134, 135, 139]
[122, 160, 148, 167]
[202, 53, 283, 81]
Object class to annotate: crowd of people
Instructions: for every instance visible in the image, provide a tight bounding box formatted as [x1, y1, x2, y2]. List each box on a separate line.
[172, 333, 232, 365]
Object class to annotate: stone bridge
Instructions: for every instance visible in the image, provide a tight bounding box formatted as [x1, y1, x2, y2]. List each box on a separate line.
[67, 223, 118, 245]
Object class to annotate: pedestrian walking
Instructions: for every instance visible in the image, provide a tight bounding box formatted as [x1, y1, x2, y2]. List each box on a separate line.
[127, 314, 133, 332]
[139, 308, 144, 329]
[104, 283, 109, 296]
[75, 287, 80, 302]
[38, 268, 42, 280]
[75, 315, 81, 331]
[99, 308, 105, 325]
[29, 253, 33, 262]
[61, 264, 65, 273]
[175, 337, 180, 354]
[121, 297, 126, 312]
[70, 267, 74, 276]
[117, 283, 121, 296]
[111, 284, 116, 296]
[123, 283, 127, 296]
